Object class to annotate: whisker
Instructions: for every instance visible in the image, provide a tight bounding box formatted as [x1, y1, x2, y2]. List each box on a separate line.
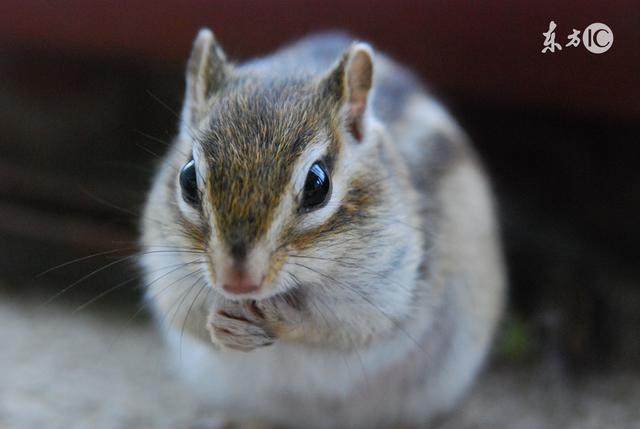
[180, 280, 209, 363]
[72, 258, 206, 313]
[78, 186, 205, 246]
[288, 254, 410, 290]
[134, 129, 172, 148]
[39, 246, 205, 279]
[107, 268, 206, 351]
[165, 275, 206, 331]
[135, 141, 163, 159]
[146, 90, 181, 120]
[102, 160, 156, 175]
[40, 247, 207, 308]
[288, 261, 426, 354]
[134, 129, 191, 161]
[325, 299, 372, 393]
[78, 186, 139, 218]
[36, 247, 137, 278]
[293, 277, 371, 392]
[40, 253, 142, 308]
[145, 90, 200, 144]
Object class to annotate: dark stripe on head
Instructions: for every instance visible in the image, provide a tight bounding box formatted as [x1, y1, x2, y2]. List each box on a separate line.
[199, 76, 339, 255]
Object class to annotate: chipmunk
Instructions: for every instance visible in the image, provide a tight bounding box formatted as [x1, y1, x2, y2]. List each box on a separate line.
[140, 29, 505, 429]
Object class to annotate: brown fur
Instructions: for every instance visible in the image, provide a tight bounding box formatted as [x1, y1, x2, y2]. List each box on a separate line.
[201, 80, 331, 255]
[139, 30, 505, 429]
[287, 174, 381, 251]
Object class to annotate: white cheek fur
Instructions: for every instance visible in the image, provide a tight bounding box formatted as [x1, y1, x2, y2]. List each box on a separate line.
[192, 144, 208, 186]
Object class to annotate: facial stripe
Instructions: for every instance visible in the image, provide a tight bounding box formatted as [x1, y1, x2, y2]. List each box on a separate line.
[196, 79, 342, 256]
[177, 71, 354, 264]
[286, 175, 380, 251]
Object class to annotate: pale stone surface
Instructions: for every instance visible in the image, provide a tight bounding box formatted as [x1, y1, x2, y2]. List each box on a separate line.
[1, 296, 638, 429]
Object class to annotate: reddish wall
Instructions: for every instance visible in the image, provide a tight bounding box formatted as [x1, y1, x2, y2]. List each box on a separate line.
[2, 0, 638, 119]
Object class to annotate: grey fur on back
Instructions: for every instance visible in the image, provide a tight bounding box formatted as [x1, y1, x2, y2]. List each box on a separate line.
[242, 32, 424, 124]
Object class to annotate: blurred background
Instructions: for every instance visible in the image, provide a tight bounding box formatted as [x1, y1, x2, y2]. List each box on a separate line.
[1, 1, 639, 428]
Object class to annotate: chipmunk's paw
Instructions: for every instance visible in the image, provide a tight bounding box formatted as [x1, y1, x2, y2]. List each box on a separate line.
[207, 300, 276, 352]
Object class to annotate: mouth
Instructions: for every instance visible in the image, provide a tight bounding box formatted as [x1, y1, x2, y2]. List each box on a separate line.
[205, 258, 293, 301]
[208, 276, 293, 302]
[214, 287, 272, 301]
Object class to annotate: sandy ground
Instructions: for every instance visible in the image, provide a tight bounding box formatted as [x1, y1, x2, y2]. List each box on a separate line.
[1, 295, 639, 429]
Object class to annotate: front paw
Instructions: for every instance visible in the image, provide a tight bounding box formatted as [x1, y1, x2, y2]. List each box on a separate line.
[207, 301, 276, 352]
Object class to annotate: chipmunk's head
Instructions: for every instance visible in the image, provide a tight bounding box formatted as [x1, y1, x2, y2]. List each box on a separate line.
[162, 29, 422, 324]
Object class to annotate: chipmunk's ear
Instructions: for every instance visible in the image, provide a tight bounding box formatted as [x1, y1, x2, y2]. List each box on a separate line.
[183, 28, 229, 127]
[321, 42, 374, 142]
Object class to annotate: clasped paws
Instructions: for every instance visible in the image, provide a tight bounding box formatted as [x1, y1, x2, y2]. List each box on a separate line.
[207, 298, 302, 352]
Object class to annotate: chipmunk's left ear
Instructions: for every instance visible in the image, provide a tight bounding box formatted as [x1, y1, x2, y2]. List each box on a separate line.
[321, 43, 374, 142]
[183, 28, 229, 128]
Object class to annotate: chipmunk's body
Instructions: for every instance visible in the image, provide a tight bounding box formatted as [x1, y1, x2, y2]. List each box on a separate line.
[140, 31, 505, 428]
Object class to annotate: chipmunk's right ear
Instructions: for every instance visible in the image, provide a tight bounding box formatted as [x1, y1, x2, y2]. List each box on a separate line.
[183, 28, 229, 127]
[320, 42, 374, 143]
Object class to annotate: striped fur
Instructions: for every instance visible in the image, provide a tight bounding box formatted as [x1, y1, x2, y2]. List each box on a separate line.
[140, 29, 505, 428]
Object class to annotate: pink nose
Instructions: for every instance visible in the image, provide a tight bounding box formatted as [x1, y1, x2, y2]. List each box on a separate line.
[222, 268, 260, 295]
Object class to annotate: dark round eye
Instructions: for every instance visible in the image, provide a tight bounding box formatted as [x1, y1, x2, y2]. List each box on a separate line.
[301, 161, 331, 211]
[179, 159, 199, 206]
